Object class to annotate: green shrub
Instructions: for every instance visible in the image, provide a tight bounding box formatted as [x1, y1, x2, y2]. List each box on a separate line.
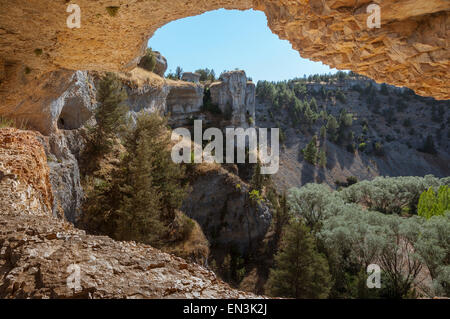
[358, 142, 367, 152]
[249, 189, 264, 204]
[34, 48, 43, 56]
[139, 48, 157, 72]
[106, 6, 119, 17]
[82, 73, 128, 167]
[418, 186, 449, 219]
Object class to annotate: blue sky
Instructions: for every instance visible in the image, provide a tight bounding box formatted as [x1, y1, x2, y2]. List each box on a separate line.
[148, 9, 337, 82]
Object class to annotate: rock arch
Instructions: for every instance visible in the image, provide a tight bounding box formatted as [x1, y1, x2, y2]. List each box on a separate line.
[0, 0, 448, 120]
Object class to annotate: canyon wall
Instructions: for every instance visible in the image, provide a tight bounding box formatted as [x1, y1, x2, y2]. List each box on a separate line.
[27, 67, 258, 222]
[182, 165, 272, 254]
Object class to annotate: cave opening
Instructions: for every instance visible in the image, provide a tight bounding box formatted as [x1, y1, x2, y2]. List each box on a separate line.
[57, 97, 92, 130]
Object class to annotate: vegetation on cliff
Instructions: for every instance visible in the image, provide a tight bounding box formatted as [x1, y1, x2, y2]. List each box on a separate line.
[79, 74, 208, 262]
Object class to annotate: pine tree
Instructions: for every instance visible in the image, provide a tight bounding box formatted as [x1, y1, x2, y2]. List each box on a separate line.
[81, 73, 128, 175]
[82, 112, 187, 247]
[318, 148, 327, 168]
[326, 115, 339, 142]
[121, 112, 187, 222]
[175, 66, 183, 79]
[302, 135, 318, 165]
[90, 72, 128, 155]
[320, 125, 327, 141]
[266, 219, 332, 298]
[251, 160, 269, 192]
[113, 125, 165, 245]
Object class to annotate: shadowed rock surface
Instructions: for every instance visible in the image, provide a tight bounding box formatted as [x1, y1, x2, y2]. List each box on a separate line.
[182, 165, 272, 254]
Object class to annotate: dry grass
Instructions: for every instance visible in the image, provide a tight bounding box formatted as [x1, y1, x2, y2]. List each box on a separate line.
[0, 116, 29, 130]
[164, 210, 210, 266]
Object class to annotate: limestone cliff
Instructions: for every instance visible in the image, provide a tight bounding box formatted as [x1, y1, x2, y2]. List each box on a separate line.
[210, 71, 256, 128]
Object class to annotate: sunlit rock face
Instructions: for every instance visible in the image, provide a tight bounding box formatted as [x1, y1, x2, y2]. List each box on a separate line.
[181, 72, 201, 83]
[166, 82, 205, 127]
[210, 71, 256, 128]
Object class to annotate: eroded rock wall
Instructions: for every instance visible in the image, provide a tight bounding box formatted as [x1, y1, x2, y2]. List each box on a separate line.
[210, 71, 256, 128]
[166, 81, 205, 127]
[116, 68, 205, 127]
[182, 165, 272, 254]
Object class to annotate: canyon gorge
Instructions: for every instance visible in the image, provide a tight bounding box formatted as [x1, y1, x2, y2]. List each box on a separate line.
[0, 0, 449, 299]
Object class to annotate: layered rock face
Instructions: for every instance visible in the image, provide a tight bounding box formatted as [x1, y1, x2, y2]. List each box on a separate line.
[210, 71, 256, 127]
[0, 0, 448, 107]
[0, 129, 53, 216]
[166, 82, 205, 127]
[0, 129, 259, 299]
[182, 72, 201, 83]
[117, 69, 205, 127]
[0, 70, 96, 136]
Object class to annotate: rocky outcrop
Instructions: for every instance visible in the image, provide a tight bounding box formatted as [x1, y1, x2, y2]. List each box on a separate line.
[45, 130, 86, 222]
[117, 68, 205, 127]
[0, 128, 53, 216]
[0, 128, 259, 298]
[182, 72, 201, 83]
[182, 165, 272, 254]
[166, 80, 205, 127]
[0, 70, 96, 136]
[210, 71, 256, 127]
[0, 0, 448, 104]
